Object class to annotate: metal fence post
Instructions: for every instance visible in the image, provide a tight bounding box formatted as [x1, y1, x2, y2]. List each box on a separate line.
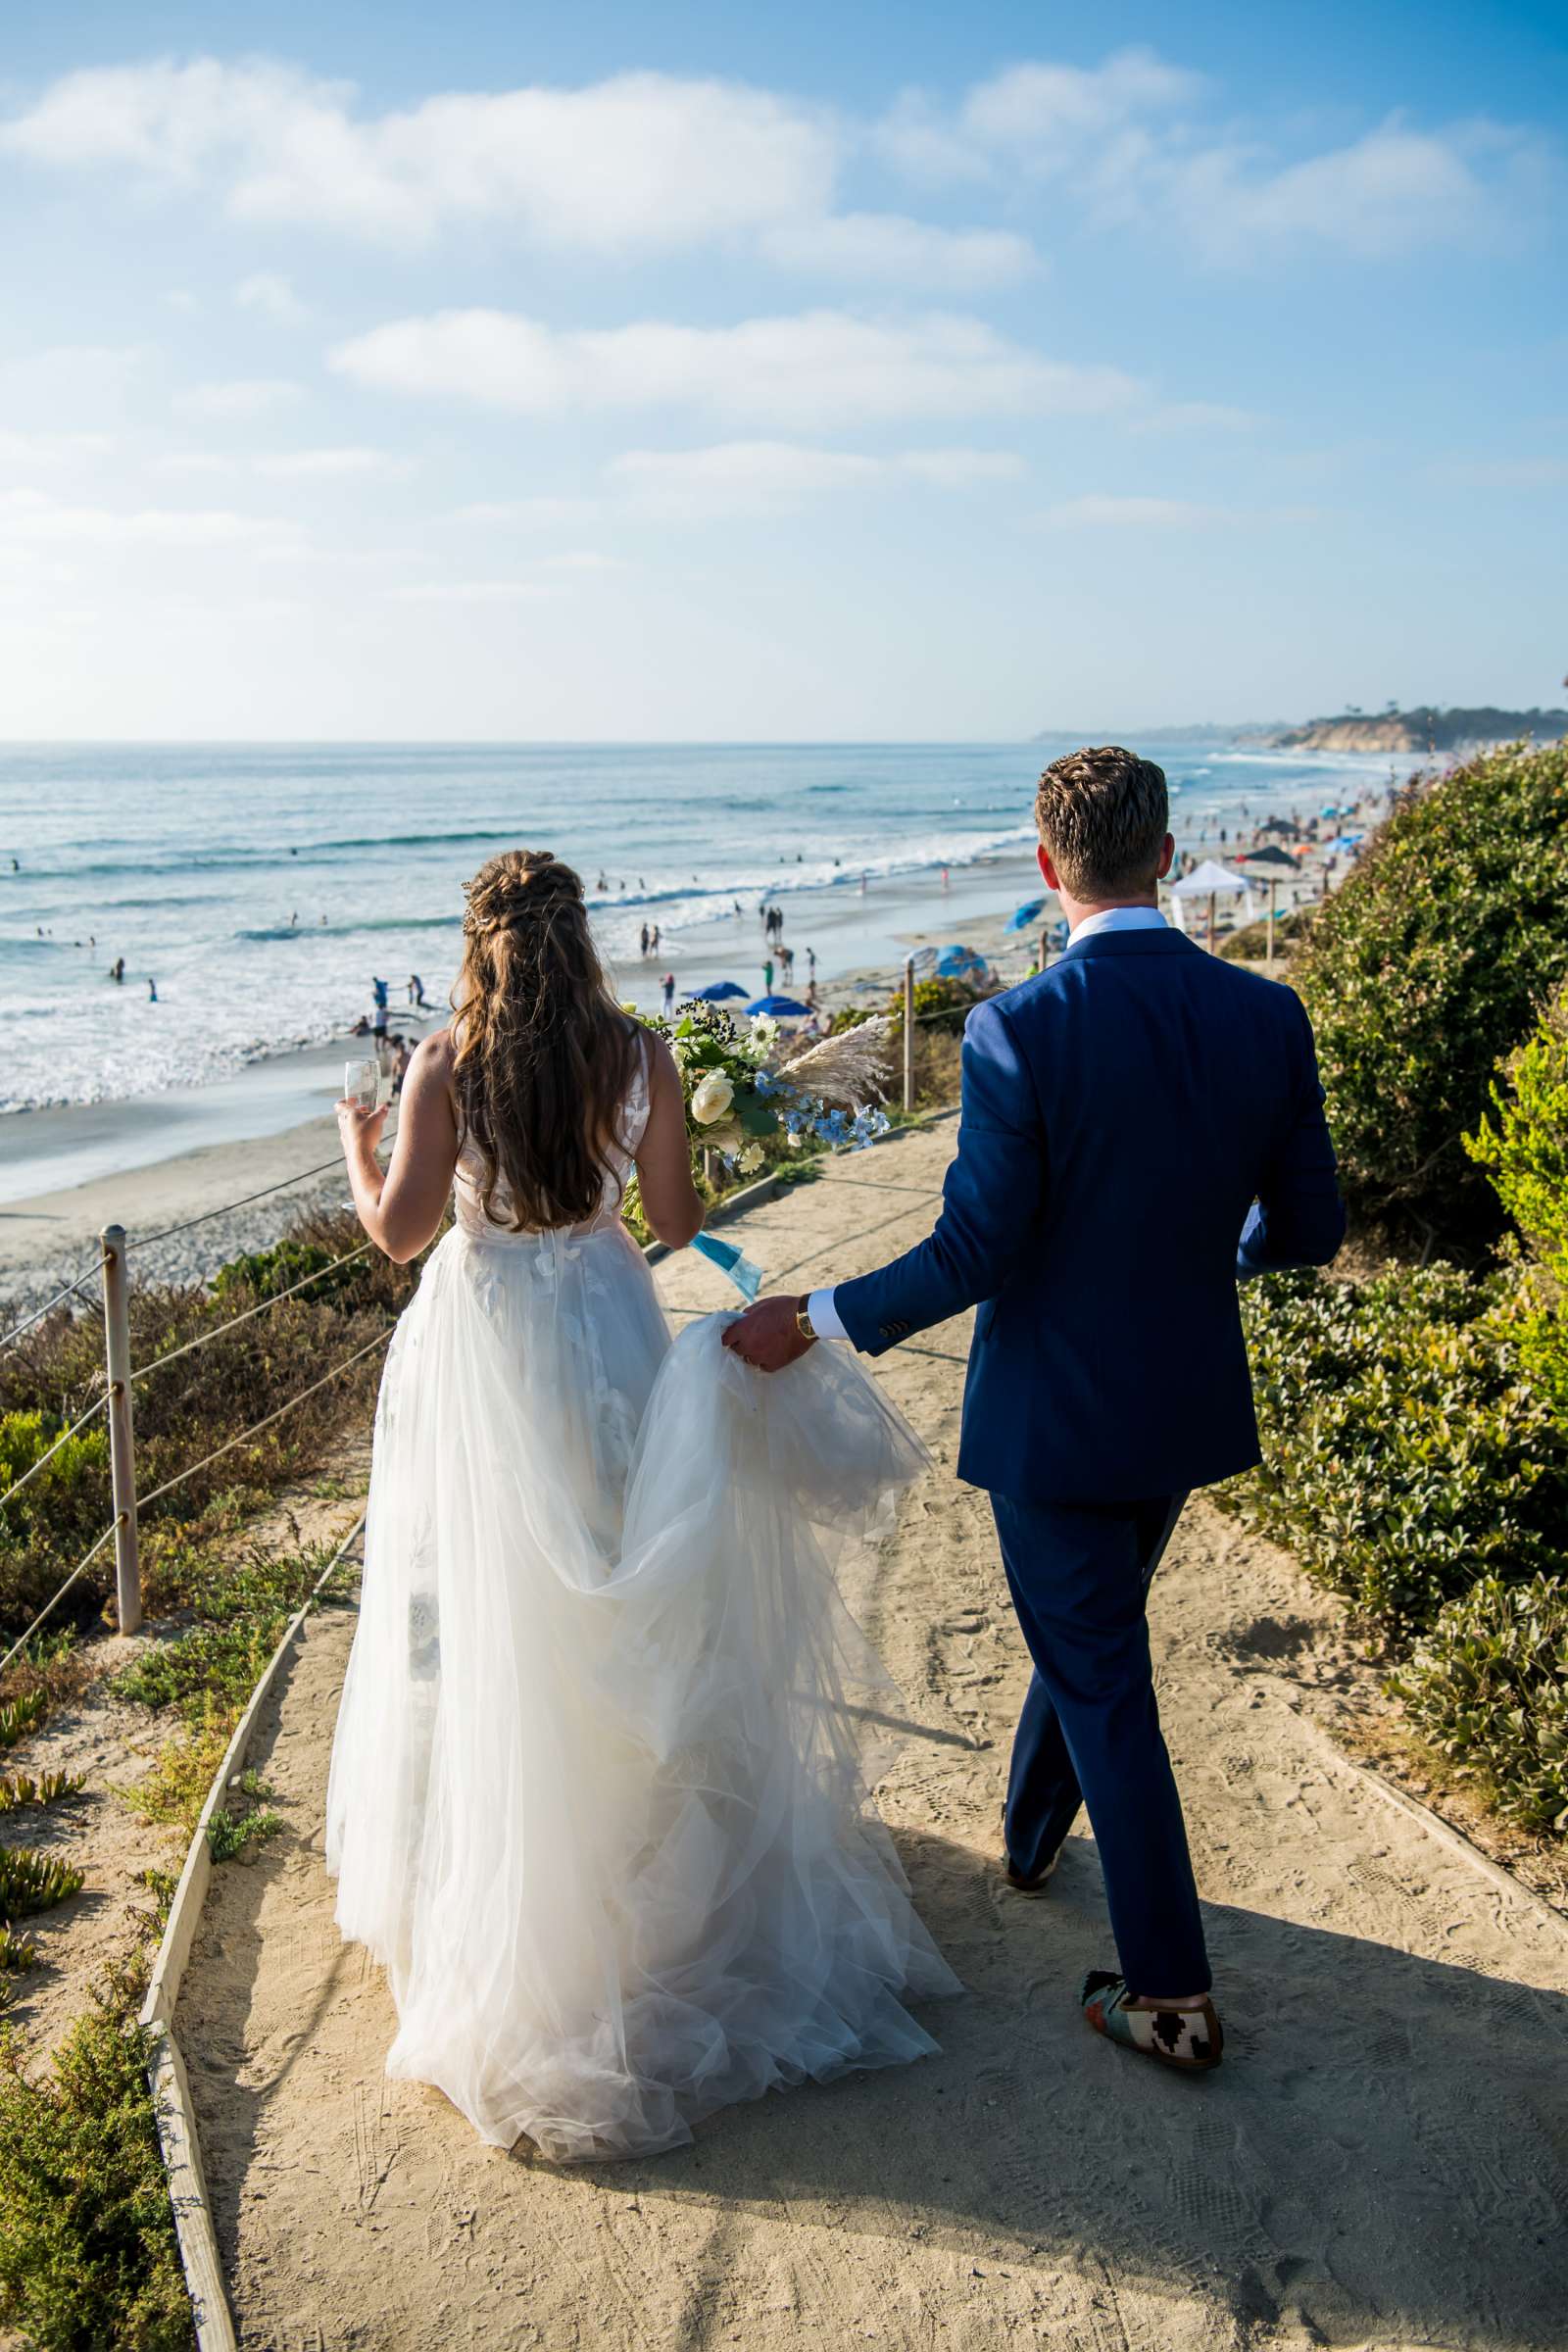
[902, 955, 915, 1113]
[100, 1224, 141, 1636]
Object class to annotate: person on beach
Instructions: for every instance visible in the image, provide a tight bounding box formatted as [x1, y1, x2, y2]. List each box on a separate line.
[327, 848, 956, 2160]
[725, 746, 1345, 2076]
[408, 974, 428, 1008]
[661, 970, 676, 1016]
[640, 924, 651, 957]
[762, 957, 774, 994]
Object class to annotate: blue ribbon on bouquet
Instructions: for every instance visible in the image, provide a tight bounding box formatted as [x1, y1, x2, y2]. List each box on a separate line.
[691, 1229, 764, 1302]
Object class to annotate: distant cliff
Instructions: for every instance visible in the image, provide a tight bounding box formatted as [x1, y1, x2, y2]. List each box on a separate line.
[1253, 707, 1568, 755]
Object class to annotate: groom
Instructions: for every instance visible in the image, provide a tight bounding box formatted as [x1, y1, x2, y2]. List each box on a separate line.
[723, 746, 1345, 2072]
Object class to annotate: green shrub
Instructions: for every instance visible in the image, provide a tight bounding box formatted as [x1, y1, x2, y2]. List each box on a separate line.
[1392, 1574, 1568, 1832]
[210, 1237, 347, 1304]
[0, 1209, 410, 1642]
[1467, 982, 1568, 1430]
[0, 1955, 190, 2350]
[1293, 737, 1568, 1245]
[1218, 903, 1317, 962]
[1229, 1265, 1568, 1639]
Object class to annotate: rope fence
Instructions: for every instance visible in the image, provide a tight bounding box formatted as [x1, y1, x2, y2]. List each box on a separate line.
[0, 969, 990, 1660]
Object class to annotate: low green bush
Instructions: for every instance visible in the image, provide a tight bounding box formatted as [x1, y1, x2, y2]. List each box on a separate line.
[210, 1237, 350, 1304]
[1292, 736, 1568, 1246]
[1229, 1265, 1568, 1640]
[1467, 981, 1568, 1431]
[1392, 1574, 1568, 1832]
[0, 1949, 190, 2351]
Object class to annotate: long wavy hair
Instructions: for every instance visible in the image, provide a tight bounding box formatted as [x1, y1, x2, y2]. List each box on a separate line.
[451, 850, 641, 1232]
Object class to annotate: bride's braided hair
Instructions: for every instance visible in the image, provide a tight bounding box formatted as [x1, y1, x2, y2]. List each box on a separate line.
[451, 850, 640, 1231]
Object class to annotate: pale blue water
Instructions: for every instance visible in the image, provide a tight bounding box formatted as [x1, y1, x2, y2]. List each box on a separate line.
[0, 739, 1399, 1113]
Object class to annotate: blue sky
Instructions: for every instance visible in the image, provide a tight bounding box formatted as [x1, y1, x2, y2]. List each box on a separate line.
[1, 2, 1563, 739]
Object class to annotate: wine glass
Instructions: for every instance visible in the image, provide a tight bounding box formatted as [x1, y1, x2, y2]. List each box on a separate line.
[344, 1056, 379, 1111]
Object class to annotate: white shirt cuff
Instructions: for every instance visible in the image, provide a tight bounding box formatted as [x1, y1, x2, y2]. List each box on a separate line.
[807, 1285, 847, 1342]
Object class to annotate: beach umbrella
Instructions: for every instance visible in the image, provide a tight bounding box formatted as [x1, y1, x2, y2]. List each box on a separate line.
[935, 945, 988, 978]
[1168, 858, 1252, 955]
[690, 980, 749, 1001]
[1237, 843, 1298, 873]
[746, 994, 811, 1016]
[1004, 899, 1047, 933]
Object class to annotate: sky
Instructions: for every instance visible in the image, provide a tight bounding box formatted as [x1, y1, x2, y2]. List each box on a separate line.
[0, 0, 1563, 740]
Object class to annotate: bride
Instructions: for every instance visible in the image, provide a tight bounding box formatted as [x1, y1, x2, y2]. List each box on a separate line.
[325, 849, 957, 2162]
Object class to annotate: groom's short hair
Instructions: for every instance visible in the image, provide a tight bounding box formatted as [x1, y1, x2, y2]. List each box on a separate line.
[1035, 746, 1169, 900]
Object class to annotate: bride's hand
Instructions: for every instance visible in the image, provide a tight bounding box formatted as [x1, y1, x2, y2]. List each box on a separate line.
[336, 1098, 389, 1157]
[722, 1293, 815, 1374]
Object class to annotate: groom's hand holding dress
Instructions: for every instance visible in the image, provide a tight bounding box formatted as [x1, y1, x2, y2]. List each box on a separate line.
[722, 745, 1346, 2073]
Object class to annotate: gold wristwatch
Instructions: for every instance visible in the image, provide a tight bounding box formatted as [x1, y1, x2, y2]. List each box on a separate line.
[794, 1296, 818, 1343]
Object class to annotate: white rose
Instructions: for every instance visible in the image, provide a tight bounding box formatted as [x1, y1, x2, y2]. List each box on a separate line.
[690, 1071, 735, 1124]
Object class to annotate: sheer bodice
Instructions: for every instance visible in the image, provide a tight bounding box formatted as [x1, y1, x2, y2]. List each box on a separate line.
[451, 1036, 651, 1245]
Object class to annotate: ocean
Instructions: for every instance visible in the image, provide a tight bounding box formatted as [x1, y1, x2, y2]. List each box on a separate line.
[0, 738, 1400, 1115]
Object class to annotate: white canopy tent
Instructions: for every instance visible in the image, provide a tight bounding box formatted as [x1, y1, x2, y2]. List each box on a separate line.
[1166, 858, 1253, 951]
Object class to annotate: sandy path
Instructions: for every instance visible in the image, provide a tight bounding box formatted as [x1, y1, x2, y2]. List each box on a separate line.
[175, 1125, 1568, 2352]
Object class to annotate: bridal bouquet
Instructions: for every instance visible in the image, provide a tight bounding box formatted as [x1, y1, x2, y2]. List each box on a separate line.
[645, 1002, 895, 1177]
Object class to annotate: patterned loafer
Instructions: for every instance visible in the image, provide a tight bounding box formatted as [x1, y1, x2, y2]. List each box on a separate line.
[1080, 1970, 1224, 2071]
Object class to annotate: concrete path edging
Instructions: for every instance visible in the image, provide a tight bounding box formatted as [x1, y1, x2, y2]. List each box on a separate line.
[139, 1511, 368, 2352]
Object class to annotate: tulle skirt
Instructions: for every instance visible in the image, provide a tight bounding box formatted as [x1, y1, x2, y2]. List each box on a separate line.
[324, 1220, 959, 2161]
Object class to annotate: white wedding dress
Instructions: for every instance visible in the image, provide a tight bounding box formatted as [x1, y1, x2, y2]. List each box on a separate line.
[324, 1050, 958, 2161]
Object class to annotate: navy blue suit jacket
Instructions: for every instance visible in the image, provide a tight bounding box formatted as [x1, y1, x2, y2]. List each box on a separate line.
[834, 926, 1345, 1503]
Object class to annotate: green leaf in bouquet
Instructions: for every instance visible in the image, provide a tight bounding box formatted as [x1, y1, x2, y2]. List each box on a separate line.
[739, 1104, 778, 1137]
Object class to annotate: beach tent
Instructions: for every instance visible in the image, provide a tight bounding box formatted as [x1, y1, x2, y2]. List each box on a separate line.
[1004, 899, 1047, 933]
[1168, 858, 1252, 952]
[746, 994, 811, 1016]
[690, 980, 749, 1001]
[1327, 831, 1365, 853]
[935, 946, 989, 979]
[1237, 843, 1298, 873]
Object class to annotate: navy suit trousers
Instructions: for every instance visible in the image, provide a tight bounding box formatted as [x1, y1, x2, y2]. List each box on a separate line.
[994, 1491, 1210, 1994]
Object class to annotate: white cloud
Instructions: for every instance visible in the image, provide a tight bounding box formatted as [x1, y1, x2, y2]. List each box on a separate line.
[760, 212, 1035, 289]
[153, 452, 237, 477]
[0, 429, 114, 468]
[874, 49, 1201, 184]
[0, 486, 300, 547]
[387, 579, 560, 603]
[1036, 494, 1314, 529]
[959, 50, 1204, 159]
[451, 494, 603, 527]
[235, 270, 309, 324]
[877, 53, 1550, 262]
[1153, 119, 1545, 263]
[174, 377, 305, 420]
[1, 60, 836, 253]
[330, 308, 1139, 430]
[250, 446, 408, 480]
[539, 550, 631, 572]
[1038, 495, 1232, 529]
[1134, 401, 1259, 435]
[609, 439, 1027, 515]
